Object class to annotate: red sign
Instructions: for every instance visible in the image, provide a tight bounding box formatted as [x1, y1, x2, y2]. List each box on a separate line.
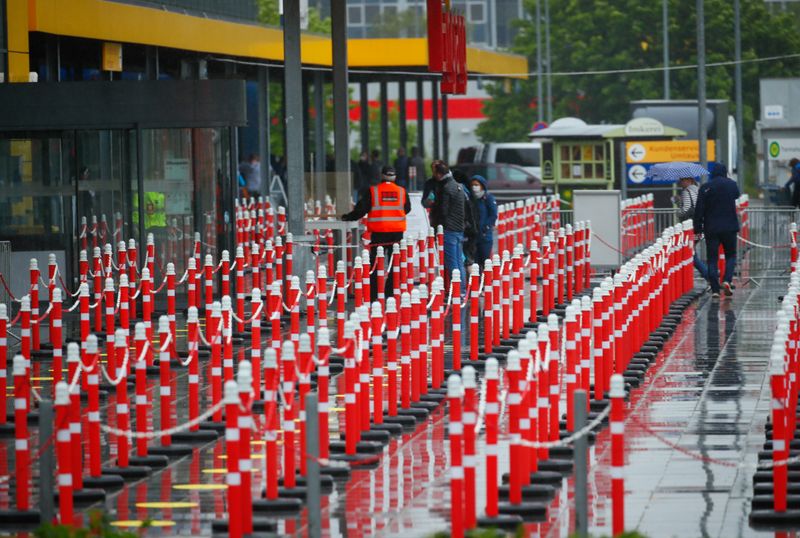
[427, 1, 467, 95]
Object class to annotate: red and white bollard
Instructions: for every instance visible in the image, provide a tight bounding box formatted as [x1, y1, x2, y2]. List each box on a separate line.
[65, 343, 83, 491]
[93, 247, 103, 334]
[610, 374, 626, 536]
[237, 361, 254, 534]
[462, 366, 477, 530]
[0, 305, 8, 429]
[483, 357, 500, 519]
[336, 260, 346, 349]
[12, 355, 31, 512]
[317, 265, 328, 333]
[158, 316, 174, 447]
[29, 259, 40, 352]
[305, 271, 316, 351]
[468, 265, 480, 363]
[317, 328, 332, 460]
[448, 373, 464, 538]
[128, 239, 138, 320]
[55, 380, 73, 524]
[281, 340, 298, 486]
[250, 289, 263, 397]
[263, 348, 279, 500]
[84, 335, 102, 480]
[343, 319, 360, 455]
[224, 380, 243, 538]
[51, 287, 64, 386]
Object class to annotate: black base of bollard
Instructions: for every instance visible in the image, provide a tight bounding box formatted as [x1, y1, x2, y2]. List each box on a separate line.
[634, 351, 656, 362]
[538, 458, 573, 474]
[31, 347, 58, 361]
[82, 473, 125, 490]
[103, 466, 151, 480]
[0, 423, 15, 437]
[755, 482, 800, 495]
[490, 345, 515, 355]
[352, 429, 392, 444]
[148, 444, 194, 458]
[144, 364, 161, 376]
[171, 429, 220, 444]
[753, 470, 800, 483]
[500, 336, 526, 347]
[211, 518, 277, 533]
[397, 407, 430, 421]
[589, 399, 609, 413]
[626, 362, 648, 372]
[750, 509, 800, 528]
[624, 374, 643, 388]
[758, 449, 800, 460]
[252, 497, 303, 514]
[497, 501, 547, 521]
[71, 488, 106, 505]
[504, 470, 562, 486]
[498, 483, 556, 501]
[420, 392, 447, 404]
[321, 465, 352, 480]
[640, 345, 660, 354]
[0, 510, 41, 526]
[278, 474, 334, 494]
[128, 454, 169, 469]
[751, 494, 800, 510]
[6, 411, 40, 424]
[370, 422, 404, 436]
[477, 513, 524, 530]
[559, 428, 597, 444]
[411, 400, 441, 412]
[199, 420, 227, 433]
[329, 439, 384, 454]
[549, 446, 574, 459]
[382, 414, 418, 429]
[764, 439, 800, 450]
[460, 359, 488, 371]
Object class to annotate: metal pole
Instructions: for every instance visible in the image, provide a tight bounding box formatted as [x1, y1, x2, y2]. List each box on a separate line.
[305, 393, 321, 538]
[331, 0, 351, 214]
[416, 80, 425, 159]
[535, 0, 543, 123]
[360, 81, 369, 155]
[734, 0, 745, 187]
[574, 390, 588, 537]
[663, 0, 670, 100]
[432, 81, 440, 160]
[39, 399, 55, 525]
[380, 79, 389, 168]
[545, 0, 552, 122]
[314, 72, 325, 173]
[697, 0, 707, 168]
[442, 93, 449, 164]
[258, 67, 269, 189]
[284, 0, 306, 236]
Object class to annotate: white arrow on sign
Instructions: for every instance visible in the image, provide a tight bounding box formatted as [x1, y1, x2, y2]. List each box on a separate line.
[627, 143, 646, 162]
[628, 165, 647, 184]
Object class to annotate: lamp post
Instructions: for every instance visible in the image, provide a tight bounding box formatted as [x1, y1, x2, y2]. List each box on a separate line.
[697, 0, 707, 168]
[663, 0, 670, 99]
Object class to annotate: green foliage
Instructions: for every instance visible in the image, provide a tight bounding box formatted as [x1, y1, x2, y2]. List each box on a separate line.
[370, 9, 427, 38]
[256, 0, 331, 34]
[477, 0, 800, 182]
[35, 511, 149, 538]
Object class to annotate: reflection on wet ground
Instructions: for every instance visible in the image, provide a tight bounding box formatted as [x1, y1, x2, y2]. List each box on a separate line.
[0, 253, 792, 537]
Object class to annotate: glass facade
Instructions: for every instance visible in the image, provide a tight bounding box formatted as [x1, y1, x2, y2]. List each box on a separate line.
[0, 127, 233, 286]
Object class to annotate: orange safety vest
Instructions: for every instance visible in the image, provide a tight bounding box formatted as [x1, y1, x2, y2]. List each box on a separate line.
[366, 181, 407, 233]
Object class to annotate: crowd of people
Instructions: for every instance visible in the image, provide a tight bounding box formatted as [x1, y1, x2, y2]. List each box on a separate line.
[343, 158, 497, 300]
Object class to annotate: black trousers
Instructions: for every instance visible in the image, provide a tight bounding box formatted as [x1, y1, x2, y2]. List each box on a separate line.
[369, 231, 404, 303]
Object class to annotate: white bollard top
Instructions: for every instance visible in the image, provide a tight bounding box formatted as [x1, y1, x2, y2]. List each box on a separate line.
[447, 373, 463, 398]
[344, 320, 356, 340]
[286, 232, 293, 243]
[187, 307, 198, 324]
[502, 250, 510, 263]
[400, 292, 411, 309]
[0, 303, 5, 320]
[67, 342, 80, 362]
[376, 246, 384, 258]
[48, 253, 56, 265]
[30, 258, 38, 271]
[128, 238, 136, 250]
[205, 254, 213, 267]
[393, 243, 400, 255]
[318, 264, 327, 279]
[526, 330, 538, 345]
[361, 250, 370, 265]
[21, 295, 29, 311]
[318, 327, 330, 346]
[55, 381, 70, 406]
[236, 245, 244, 259]
[86, 334, 98, 354]
[115, 328, 127, 348]
[452, 269, 461, 283]
[565, 304, 577, 321]
[119, 273, 128, 287]
[166, 263, 175, 276]
[354, 256, 362, 268]
[306, 270, 315, 286]
[222, 250, 230, 263]
[299, 333, 312, 353]
[188, 257, 196, 270]
[275, 236, 283, 247]
[371, 301, 382, 318]
[104, 277, 115, 292]
[237, 360, 252, 392]
[158, 315, 169, 334]
[609, 374, 625, 398]
[470, 264, 479, 278]
[271, 281, 281, 295]
[462, 366, 476, 389]
[221, 295, 232, 311]
[547, 313, 559, 330]
[93, 246, 102, 258]
[281, 340, 295, 360]
[52, 287, 61, 303]
[135, 322, 146, 340]
[410, 289, 420, 304]
[582, 295, 592, 310]
[80, 250, 88, 262]
[507, 350, 521, 371]
[211, 301, 221, 318]
[484, 259, 493, 273]
[385, 297, 397, 314]
[118, 241, 126, 252]
[419, 284, 428, 300]
[224, 380, 239, 404]
[141, 267, 150, 281]
[486, 357, 499, 380]
[252, 288, 262, 302]
[349, 311, 361, 328]
[537, 323, 549, 343]
[12, 355, 25, 377]
[264, 348, 277, 368]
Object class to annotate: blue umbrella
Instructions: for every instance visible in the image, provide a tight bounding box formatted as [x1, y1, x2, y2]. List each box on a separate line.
[645, 161, 710, 183]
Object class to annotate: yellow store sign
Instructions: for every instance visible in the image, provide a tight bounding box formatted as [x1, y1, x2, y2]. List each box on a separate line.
[625, 140, 716, 164]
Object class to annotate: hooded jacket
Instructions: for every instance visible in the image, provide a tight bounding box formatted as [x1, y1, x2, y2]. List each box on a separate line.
[422, 172, 466, 233]
[694, 163, 741, 235]
[469, 175, 498, 240]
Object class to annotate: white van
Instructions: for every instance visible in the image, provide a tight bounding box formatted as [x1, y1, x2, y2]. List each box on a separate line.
[474, 142, 542, 179]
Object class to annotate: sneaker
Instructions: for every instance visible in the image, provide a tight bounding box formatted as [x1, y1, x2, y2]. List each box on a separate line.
[711, 292, 720, 299]
[723, 282, 733, 297]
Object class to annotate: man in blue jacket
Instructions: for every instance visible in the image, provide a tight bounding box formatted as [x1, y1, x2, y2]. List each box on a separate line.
[468, 175, 498, 269]
[693, 163, 740, 298]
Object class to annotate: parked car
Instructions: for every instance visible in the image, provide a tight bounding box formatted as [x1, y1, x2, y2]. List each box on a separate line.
[457, 142, 542, 178]
[452, 162, 546, 201]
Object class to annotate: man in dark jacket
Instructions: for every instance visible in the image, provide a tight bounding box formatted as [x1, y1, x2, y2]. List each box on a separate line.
[468, 175, 498, 269]
[422, 161, 466, 282]
[694, 163, 740, 298]
[784, 158, 800, 208]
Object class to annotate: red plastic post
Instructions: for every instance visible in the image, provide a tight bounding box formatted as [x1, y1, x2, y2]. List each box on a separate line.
[610, 374, 626, 536]
[484, 358, 500, 517]
[55, 381, 73, 525]
[448, 374, 464, 538]
[224, 380, 242, 538]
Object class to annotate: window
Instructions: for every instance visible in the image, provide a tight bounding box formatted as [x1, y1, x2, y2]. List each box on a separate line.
[495, 147, 540, 167]
[469, 2, 485, 23]
[557, 142, 608, 181]
[365, 5, 380, 24]
[348, 5, 363, 24]
[503, 165, 531, 183]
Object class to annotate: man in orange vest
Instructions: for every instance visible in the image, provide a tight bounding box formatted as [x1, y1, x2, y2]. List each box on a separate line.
[343, 165, 411, 301]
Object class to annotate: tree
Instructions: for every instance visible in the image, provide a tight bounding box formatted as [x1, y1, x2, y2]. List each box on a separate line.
[477, 0, 800, 178]
[257, 0, 331, 34]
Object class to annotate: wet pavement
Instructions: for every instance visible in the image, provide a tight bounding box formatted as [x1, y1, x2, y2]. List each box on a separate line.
[0, 244, 794, 537]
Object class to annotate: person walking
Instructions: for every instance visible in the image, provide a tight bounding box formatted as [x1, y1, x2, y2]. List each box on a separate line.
[410, 146, 425, 191]
[342, 166, 411, 301]
[394, 147, 410, 189]
[784, 158, 800, 208]
[468, 175, 498, 269]
[238, 154, 262, 197]
[676, 176, 709, 282]
[693, 163, 741, 299]
[422, 161, 466, 283]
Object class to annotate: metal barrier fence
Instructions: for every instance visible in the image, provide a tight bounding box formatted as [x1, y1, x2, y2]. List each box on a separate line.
[735, 206, 797, 278]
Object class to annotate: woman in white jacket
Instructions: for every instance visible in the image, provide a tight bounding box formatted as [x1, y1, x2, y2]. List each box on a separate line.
[677, 177, 709, 283]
